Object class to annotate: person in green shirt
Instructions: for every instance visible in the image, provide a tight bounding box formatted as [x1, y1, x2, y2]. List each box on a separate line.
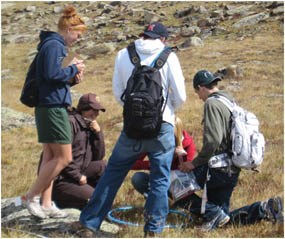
[178, 70, 282, 231]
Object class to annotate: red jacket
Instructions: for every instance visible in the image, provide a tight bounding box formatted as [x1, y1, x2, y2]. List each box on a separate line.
[132, 130, 196, 170]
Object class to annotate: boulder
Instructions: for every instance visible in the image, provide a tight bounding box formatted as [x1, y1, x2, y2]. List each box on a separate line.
[1, 107, 35, 130]
[233, 12, 270, 28]
[1, 197, 120, 238]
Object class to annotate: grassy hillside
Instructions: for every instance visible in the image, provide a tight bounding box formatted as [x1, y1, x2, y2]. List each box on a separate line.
[1, 1, 284, 238]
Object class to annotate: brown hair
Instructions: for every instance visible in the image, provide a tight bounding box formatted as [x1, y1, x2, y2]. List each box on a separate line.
[58, 6, 87, 32]
[174, 116, 183, 147]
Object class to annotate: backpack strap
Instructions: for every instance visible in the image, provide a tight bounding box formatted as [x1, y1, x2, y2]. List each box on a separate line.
[127, 42, 172, 69]
[153, 47, 172, 113]
[153, 47, 172, 69]
[127, 42, 141, 67]
[208, 95, 235, 112]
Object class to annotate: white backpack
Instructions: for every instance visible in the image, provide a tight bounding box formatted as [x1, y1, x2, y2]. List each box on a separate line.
[209, 95, 265, 170]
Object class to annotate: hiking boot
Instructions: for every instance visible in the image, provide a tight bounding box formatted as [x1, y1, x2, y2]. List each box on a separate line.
[41, 201, 68, 218]
[69, 221, 94, 237]
[21, 195, 46, 219]
[144, 231, 158, 238]
[70, 221, 112, 238]
[262, 196, 284, 223]
[200, 209, 230, 232]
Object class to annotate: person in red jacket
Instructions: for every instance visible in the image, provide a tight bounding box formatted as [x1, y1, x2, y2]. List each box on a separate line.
[131, 116, 196, 199]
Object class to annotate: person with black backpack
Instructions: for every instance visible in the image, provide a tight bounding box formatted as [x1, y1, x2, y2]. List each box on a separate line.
[21, 6, 86, 219]
[80, 22, 186, 237]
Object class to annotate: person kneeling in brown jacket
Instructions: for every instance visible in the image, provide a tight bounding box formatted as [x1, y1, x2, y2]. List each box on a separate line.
[39, 93, 107, 210]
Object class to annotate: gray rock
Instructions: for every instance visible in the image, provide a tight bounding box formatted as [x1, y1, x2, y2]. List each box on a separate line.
[180, 37, 204, 49]
[180, 26, 200, 37]
[25, 6, 36, 12]
[1, 2, 15, 10]
[174, 7, 194, 18]
[212, 27, 227, 36]
[225, 5, 255, 17]
[271, 5, 284, 16]
[233, 12, 270, 28]
[144, 10, 159, 24]
[81, 42, 116, 58]
[189, 37, 204, 47]
[1, 197, 120, 238]
[198, 5, 208, 14]
[1, 107, 35, 130]
[53, 6, 63, 14]
[1, 69, 13, 81]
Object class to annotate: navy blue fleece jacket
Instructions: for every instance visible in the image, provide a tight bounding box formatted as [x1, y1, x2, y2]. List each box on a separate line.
[36, 31, 78, 107]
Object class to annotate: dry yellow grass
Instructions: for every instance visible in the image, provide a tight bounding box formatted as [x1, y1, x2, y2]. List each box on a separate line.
[1, 2, 284, 238]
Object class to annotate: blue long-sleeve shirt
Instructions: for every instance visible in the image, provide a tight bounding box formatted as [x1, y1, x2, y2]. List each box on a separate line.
[36, 31, 78, 107]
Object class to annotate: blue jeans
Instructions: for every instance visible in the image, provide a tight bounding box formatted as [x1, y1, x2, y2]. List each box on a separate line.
[230, 201, 266, 225]
[131, 172, 173, 199]
[80, 123, 175, 233]
[131, 172, 150, 197]
[174, 164, 240, 222]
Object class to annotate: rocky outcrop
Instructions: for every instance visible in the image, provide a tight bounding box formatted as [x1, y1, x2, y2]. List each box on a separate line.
[1, 107, 35, 130]
[1, 1, 283, 59]
[1, 197, 120, 238]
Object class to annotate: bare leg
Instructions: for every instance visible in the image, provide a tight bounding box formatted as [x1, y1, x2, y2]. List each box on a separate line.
[27, 143, 72, 200]
[41, 181, 53, 208]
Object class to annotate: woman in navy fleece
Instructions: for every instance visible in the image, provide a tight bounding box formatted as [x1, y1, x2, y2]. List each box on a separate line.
[22, 6, 86, 219]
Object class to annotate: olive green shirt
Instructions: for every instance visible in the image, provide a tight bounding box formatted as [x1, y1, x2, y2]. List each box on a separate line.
[192, 90, 233, 168]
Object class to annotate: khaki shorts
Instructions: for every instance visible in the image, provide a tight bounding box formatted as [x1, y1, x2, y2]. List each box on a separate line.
[35, 107, 71, 144]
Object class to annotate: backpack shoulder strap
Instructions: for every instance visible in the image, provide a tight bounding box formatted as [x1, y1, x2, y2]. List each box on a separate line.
[153, 47, 172, 69]
[208, 95, 235, 112]
[127, 42, 141, 67]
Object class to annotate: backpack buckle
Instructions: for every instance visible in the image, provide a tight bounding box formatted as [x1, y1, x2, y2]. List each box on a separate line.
[156, 59, 164, 68]
[132, 56, 140, 65]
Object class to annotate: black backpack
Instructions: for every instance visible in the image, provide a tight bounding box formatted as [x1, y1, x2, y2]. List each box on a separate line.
[20, 39, 55, 107]
[120, 42, 172, 139]
[20, 53, 39, 107]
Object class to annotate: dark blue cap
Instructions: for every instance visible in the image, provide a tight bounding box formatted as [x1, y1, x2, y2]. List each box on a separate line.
[193, 70, 221, 89]
[142, 22, 169, 39]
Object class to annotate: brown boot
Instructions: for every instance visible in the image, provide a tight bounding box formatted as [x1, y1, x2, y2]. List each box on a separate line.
[144, 231, 158, 238]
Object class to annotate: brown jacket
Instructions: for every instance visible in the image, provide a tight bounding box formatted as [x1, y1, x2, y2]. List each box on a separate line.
[58, 109, 106, 182]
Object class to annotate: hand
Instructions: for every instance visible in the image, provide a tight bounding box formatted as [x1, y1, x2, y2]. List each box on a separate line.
[178, 161, 195, 173]
[68, 72, 83, 85]
[79, 175, 87, 185]
[89, 120, 100, 133]
[68, 57, 82, 65]
[74, 71, 84, 84]
[175, 146, 187, 157]
[75, 61, 85, 73]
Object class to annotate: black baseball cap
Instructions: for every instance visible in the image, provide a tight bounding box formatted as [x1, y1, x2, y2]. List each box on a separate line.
[140, 22, 169, 39]
[193, 70, 221, 89]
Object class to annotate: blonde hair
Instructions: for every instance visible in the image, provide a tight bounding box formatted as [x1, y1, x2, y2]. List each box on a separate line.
[58, 6, 87, 32]
[174, 116, 183, 147]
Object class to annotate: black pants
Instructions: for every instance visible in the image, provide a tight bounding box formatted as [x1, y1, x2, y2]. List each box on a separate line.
[174, 164, 240, 222]
[38, 153, 104, 210]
